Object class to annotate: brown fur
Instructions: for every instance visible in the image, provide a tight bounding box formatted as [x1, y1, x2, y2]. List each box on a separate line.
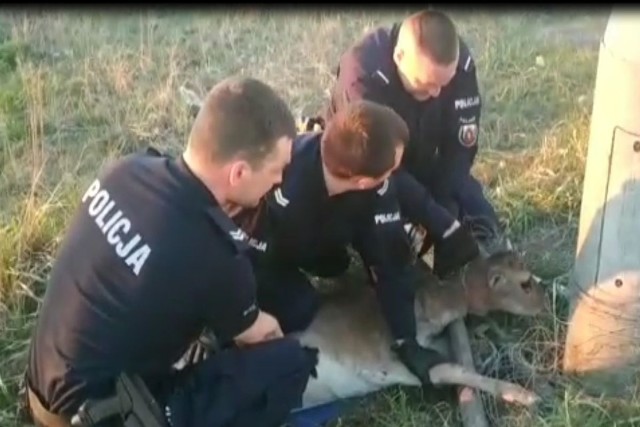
[295, 250, 547, 408]
[306, 250, 546, 354]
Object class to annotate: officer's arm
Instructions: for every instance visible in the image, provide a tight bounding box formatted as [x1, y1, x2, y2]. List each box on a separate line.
[351, 194, 417, 341]
[234, 310, 283, 346]
[201, 251, 282, 347]
[391, 169, 461, 241]
[333, 53, 388, 112]
[433, 58, 482, 204]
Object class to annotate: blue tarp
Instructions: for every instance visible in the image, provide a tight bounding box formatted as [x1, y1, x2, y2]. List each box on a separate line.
[286, 399, 354, 427]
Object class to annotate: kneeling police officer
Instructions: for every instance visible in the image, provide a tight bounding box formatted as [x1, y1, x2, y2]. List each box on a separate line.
[237, 100, 455, 391]
[323, 9, 506, 259]
[23, 76, 319, 427]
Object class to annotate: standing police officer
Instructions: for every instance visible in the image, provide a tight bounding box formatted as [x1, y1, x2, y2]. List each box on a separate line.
[324, 9, 506, 273]
[23, 76, 319, 427]
[237, 100, 452, 393]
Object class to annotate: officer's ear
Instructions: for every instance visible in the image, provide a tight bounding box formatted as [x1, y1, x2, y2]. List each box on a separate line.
[354, 176, 378, 191]
[393, 46, 405, 67]
[228, 160, 252, 187]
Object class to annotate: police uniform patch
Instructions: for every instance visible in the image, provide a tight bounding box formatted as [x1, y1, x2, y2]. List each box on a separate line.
[458, 123, 478, 147]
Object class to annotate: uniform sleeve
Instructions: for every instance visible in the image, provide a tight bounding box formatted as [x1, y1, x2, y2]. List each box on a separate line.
[391, 169, 458, 241]
[351, 189, 417, 341]
[200, 248, 260, 345]
[432, 54, 482, 203]
[329, 51, 389, 118]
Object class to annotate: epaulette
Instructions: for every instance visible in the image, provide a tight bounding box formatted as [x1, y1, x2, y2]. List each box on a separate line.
[371, 69, 391, 86]
[458, 38, 476, 73]
[273, 187, 290, 208]
[376, 178, 389, 196]
[461, 53, 475, 73]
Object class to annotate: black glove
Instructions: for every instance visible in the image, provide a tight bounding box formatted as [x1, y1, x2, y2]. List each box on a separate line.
[432, 223, 480, 278]
[392, 338, 449, 386]
[177, 330, 219, 368]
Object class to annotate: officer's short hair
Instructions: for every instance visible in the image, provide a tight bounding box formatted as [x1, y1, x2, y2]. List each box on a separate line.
[321, 100, 409, 179]
[188, 76, 296, 167]
[404, 9, 459, 65]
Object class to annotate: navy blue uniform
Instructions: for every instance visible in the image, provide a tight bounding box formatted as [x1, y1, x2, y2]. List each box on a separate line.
[325, 23, 500, 239]
[240, 133, 420, 341]
[25, 148, 317, 427]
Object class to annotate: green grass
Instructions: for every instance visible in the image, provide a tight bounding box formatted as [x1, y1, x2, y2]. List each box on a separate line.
[1, 7, 639, 427]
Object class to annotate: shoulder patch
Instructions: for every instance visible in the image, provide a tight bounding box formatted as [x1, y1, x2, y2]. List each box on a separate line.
[458, 122, 479, 148]
[274, 187, 290, 207]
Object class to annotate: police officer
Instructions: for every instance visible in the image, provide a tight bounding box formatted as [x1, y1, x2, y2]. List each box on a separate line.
[237, 100, 451, 392]
[23, 76, 319, 427]
[324, 9, 506, 274]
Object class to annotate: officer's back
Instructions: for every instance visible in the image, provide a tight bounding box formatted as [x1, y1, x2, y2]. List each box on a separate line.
[29, 151, 236, 415]
[23, 76, 315, 427]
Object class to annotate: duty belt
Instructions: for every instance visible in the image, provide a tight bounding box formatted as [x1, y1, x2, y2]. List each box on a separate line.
[70, 373, 169, 427]
[25, 373, 168, 427]
[26, 386, 71, 427]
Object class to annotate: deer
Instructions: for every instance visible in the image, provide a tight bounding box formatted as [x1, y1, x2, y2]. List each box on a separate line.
[289, 249, 547, 411]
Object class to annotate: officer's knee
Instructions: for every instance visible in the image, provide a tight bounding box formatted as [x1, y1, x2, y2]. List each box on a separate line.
[306, 249, 351, 278]
[261, 337, 319, 377]
[166, 338, 318, 427]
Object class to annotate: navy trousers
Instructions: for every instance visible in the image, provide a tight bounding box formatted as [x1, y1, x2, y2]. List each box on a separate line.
[165, 337, 318, 427]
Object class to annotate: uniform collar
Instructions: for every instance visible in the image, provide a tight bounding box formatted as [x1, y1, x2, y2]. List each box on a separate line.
[173, 155, 252, 253]
[311, 137, 331, 200]
[292, 133, 331, 200]
[174, 155, 219, 207]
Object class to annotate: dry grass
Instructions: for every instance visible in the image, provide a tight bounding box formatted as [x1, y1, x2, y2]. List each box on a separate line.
[2, 7, 639, 426]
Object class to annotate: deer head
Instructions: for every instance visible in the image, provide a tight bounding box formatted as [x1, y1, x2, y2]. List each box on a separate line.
[468, 250, 546, 317]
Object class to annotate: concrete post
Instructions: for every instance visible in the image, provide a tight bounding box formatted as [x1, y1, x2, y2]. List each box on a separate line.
[563, 9, 640, 396]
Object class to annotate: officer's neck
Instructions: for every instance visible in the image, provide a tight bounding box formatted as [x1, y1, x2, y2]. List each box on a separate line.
[181, 152, 243, 218]
[321, 163, 354, 197]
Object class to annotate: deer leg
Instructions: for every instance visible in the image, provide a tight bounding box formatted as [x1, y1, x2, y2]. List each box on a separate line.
[428, 362, 540, 407]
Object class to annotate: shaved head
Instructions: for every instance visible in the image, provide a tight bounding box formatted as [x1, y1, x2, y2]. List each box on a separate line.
[183, 76, 295, 211]
[393, 9, 460, 100]
[188, 76, 296, 168]
[399, 10, 460, 66]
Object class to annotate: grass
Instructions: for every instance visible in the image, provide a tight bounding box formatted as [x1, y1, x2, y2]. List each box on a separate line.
[1, 6, 638, 426]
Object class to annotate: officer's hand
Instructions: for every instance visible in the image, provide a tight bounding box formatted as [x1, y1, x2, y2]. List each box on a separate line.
[432, 223, 480, 278]
[235, 310, 283, 347]
[254, 310, 284, 341]
[392, 338, 448, 386]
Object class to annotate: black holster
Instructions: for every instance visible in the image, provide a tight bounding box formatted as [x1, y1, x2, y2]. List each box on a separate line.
[70, 373, 169, 427]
